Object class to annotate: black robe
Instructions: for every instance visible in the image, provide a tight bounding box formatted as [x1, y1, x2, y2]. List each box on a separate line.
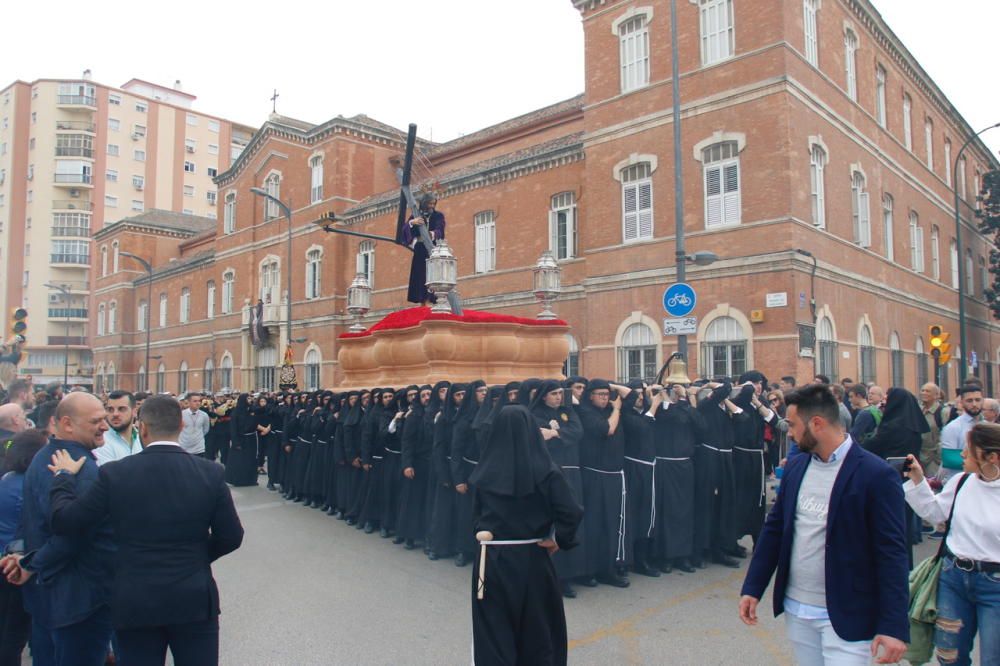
[731, 395, 771, 542]
[321, 407, 340, 509]
[226, 405, 258, 487]
[652, 399, 699, 561]
[621, 398, 657, 557]
[429, 409, 458, 555]
[304, 411, 328, 502]
[380, 410, 404, 533]
[693, 383, 737, 554]
[397, 401, 432, 542]
[577, 402, 628, 575]
[402, 210, 446, 304]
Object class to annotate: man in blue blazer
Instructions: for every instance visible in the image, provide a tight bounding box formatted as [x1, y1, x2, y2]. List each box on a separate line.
[738, 384, 908, 665]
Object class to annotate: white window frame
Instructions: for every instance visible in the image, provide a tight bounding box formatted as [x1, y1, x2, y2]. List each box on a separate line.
[305, 349, 321, 391]
[207, 281, 216, 319]
[310, 155, 323, 204]
[703, 143, 741, 229]
[882, 194, 894, 262]
[474, 211, 497, 273]
[307, 248, 323, 299]
[851, 170, 871, 247]
[909, 212, 924, 273]
[944, 140, 953, 186]
[356, 241, 374, 288]
[179, 288, 190, 324]
[264, 173, 280, 220]
[902, 95, 913, 150]
[137, 301, 148, 332]
[622, 162, 654, 240]
[966, 249, 974, 295]
[108, 302, 117, 334]
[931, 226, 941, 280]
[97, 303, 106, 335]
[159, 293, 167, 328]
[224, 192, 236, 234]
[844, 29, 858, 101]
[875, 65, 887, 127]
[101, 246, 108, 276]
[925, 118, 934, 171]
[222, 271, 235, 314]
[803, 0, 819, 66]
[810, 145, 826, 228]
[549, 192, 578, 260]
[112, 241, 119, 272]
[950, 239, 959, 289]
[618, 14, 650, 93]
[700, 0, 735, 66]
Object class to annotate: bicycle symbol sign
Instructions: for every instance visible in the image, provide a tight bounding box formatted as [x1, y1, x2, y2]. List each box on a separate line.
[663, 282, 697, 317]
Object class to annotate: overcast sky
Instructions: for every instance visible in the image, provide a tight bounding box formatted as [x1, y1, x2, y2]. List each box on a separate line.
[2, 1, 997, 157]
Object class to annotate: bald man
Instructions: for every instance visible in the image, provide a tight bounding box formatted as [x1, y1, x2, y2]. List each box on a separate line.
[2, 393, 114, 666]
[983, 398, 1000, 424]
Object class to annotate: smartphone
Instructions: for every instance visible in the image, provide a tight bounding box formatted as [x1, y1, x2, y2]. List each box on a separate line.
[886, 456, 909, 479]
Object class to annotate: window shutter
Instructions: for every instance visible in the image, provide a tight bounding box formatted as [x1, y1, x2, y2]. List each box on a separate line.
[723, 162, 740, 224]
[623, 183, 638, 240]
[475, 224, 484, 273]
[859, 191, 871, 246]
[705, 165, 722, 227]
[549, 210, 558, 256]
[638, 181, 652, 238]
[488, 222, 496, 271]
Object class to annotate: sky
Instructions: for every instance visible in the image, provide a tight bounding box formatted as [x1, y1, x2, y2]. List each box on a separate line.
[1, 0, 997, 156]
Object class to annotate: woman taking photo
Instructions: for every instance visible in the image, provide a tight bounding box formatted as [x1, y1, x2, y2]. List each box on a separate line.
[904, 422, 1000, 666]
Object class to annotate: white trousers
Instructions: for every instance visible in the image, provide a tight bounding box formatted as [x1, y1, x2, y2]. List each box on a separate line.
[785, 613, 871, 665]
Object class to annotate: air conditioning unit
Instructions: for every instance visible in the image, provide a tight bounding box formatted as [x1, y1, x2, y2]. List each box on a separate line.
[69, 189, 80, 198]
[134, 184, 143, 191]
[131, 133, 141, 141]
[48, 294, 61, 304]
[66, 203, 77, 210]
[186, 145, 195, 153]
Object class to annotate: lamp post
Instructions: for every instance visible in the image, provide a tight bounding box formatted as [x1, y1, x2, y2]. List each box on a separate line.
[953, 122, 1000, 384]
[670, 0, 688, 357]
[532, 251, 562, 320]
[42, 282, 72, 386]
[119, 251, 152, 391]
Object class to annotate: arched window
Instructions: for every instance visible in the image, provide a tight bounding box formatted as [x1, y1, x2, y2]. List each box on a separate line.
[700, 0, 735, 65]
[306, 248, 323, 299]
[875, 65, 887, 127]
[882, 194, 894, 261]
[220, 354, 233, 391]
[159, 292, 167, 327]
[356, 241, 373, 288]
[310, 155, 323, 203]
[966, 249, 974, 294]
[222, 270, 235, 314]
[843, 29, 858, 100]
[859, 323, 875, 384]
[178, 360, 189, 394]
[259, 258, 280, 304]
[137, 300, 148, 331]
[550, 192, 578, 260]
[563, 334, 580, 378]
[204, 359, 215, 393]
[944, 140, 953, 186]
[156, 363, 166, 393]
[810, 145, 826, 228]
[817, 316, 837, 382]
[802, 0, 819, 66]
[889, 332, 903, 388]
[108, 301, 117, 334]
[619, 322, 658, 383]
[930, 226, 940, 280]
[223, 192, 236, 234]
[137, 365, 146, 392]
[206, 281, 216, 319]
[909, 212, 924, 273]
[701, 315, 747, 378]
[179, 287, 190, 324]
[980, 256, 988, 299]
[97, 303, 106, 336]
[903, 94, 913, 150]
[704, 141, 740, 228]
[112, 240, 120, 273]
[305, 348, 321, 391]
[264, 173, 280, 220]
[851, 170, 870, 247]
[925, 118, 934, 170]
[256, 345, 277, 390]
[106, 362, 116, 392]
[915, 337, 928, 389]
[950, 239, 959, 288]
[622, 162, 653, 240]
[101, 245, 108, 276]
[618, 12, 650, 93]
[474, 211, 496, 273]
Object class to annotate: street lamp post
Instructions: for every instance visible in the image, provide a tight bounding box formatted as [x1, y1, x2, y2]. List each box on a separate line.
[670, 0, 688, 358]
[953, 122, 1000, 385]
[42, 282, 72, 386]
[119, 251, 152, 391]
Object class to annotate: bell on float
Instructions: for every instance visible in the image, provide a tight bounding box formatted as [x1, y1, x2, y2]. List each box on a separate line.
[663, 352, 692, 385]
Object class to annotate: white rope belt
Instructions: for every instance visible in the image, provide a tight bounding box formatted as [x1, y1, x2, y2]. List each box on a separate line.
[476, 533, 544, 601]
[560, 465, 580, 470]
[480, 538, 543, 546]
[583, 467, 627, 563]
[384, 448, 401, 455]
[625, 457, 656, 538]
[734, 447, 767, 507]
[656, 456, 691, 461]
[462, 457, 479, 466]
[624, 456, 655, 466]
[241, 432, 257, 436]
[701, 444, 733, 453]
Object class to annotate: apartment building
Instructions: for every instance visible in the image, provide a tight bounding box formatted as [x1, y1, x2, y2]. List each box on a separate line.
[92, 0, 999, 394]
[0, 72, 254, 387]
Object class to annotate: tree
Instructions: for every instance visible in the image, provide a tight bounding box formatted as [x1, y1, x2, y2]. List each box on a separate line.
[979, 169, 1000, 319]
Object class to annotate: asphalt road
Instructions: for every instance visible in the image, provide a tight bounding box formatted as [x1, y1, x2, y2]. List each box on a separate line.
[208, 483, 940, 665]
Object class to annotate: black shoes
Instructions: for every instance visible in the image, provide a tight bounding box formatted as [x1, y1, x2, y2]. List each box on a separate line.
[632, 562, 660, 578]
[576, 577, 599, 588]
[379, 528, 390, 538]
[392, 535, 405, 545]
[596, 573, 630, 588]
[455, 552, 469, 567]
[711, 552, 740, 569]
[363, 522, 375, 534]
[404, 539, 417, 550]
[673, 558, 696, 573]
[345, 517, 357, 526]
[266, 483, 276, 491]
[561, 581, 577, 598]
[659, 561, 674, 574]
[725, 546, 748, 559]
[427, 551, 439, 561]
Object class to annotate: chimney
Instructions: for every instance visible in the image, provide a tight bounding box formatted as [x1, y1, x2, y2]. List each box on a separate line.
[82, 69, 92, 81]
[174, 79, 182, 91]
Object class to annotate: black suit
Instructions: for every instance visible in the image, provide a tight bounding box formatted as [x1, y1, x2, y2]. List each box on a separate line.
[49, 442, 244, 666]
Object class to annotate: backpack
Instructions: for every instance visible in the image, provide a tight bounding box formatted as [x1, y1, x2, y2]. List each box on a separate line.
[867, 405, 883, 427]
[932, 404, 944, 431]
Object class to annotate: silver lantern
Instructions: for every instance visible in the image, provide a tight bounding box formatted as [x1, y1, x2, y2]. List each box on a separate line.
[532, 251, 561, 320]
[346, 272, 372, 332]
[425, 240, 458, 315]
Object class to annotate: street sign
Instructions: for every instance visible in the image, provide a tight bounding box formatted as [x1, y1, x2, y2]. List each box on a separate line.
[663, 282, 696, 317]
[971, 350, 978, 369]
[663, 317, 697, 336]
[766, 292, 788, 308]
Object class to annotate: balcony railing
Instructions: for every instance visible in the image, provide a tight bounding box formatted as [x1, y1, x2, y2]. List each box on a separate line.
[54, 173, 93, 185]
[50, 253, 91, 265]
[57, 95, 97, 107]
[47, 336, 88, 346]
[55, 147, 94, 158]
[50, 226, 91, 238]
[56, 120, 96, 132]
[48, 308, 89, 319]
[52, 200, 94, 211]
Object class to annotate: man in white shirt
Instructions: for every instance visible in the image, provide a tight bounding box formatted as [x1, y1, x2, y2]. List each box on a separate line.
[96, 390, 143, 466]
[939, 385, 983, 482]
[179, 392, 210, 457]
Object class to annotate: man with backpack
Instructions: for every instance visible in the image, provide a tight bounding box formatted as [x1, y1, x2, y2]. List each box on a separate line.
[849, 385, 884, 444]
[918, 383, 944, 477]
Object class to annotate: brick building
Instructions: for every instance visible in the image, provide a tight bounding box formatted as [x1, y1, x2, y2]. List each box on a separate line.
[92, 0, 999, 396]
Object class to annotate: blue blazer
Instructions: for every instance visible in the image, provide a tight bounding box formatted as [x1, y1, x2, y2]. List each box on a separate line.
[740, 439, 910, 643]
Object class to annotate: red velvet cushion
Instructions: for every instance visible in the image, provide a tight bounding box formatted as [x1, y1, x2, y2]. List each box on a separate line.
[339, 306, 566, 339]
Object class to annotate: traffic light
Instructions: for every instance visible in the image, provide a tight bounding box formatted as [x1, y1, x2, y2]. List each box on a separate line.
[929, 324, 951, 365]
[10, 308, 27, 340]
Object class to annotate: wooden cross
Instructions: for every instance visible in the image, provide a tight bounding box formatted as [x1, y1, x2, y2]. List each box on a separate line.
[270, 89, 279, 114]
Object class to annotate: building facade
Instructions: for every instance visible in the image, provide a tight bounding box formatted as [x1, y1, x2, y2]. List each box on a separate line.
[92, 0, 999, 396]
[0, 73, 254, 387]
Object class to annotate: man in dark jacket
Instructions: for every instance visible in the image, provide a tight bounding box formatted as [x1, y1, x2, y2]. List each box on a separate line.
[738, 384, 908, 665]
[45, 394, 244, 666]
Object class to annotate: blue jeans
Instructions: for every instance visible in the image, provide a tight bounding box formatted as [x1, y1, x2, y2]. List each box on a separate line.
[52, 605, 113, 666]
[935, 556, 1000, 665]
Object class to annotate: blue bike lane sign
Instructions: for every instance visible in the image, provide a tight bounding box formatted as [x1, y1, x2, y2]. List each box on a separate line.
[663, 282, 697, 317]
